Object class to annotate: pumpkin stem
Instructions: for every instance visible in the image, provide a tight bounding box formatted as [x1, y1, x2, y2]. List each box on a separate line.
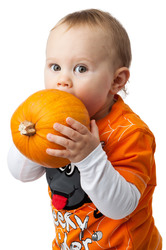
[19, 120, 36, 136]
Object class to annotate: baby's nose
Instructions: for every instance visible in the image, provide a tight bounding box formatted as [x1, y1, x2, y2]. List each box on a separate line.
[56, 72, 73, 89]
[57, 81, 72, 88]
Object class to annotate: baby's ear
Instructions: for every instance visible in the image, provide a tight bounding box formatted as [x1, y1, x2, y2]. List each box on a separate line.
[110, 67, 130, 94]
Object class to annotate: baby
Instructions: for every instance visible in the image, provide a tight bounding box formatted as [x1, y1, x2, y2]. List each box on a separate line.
[8, 9, 162, 249]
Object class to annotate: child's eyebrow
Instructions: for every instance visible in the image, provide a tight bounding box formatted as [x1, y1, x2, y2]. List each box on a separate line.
[46, 57, 95, 65]
[73, 57, 94, 64]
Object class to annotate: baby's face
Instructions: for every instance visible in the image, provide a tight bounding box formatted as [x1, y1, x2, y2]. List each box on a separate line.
[44, 24, 115, 119]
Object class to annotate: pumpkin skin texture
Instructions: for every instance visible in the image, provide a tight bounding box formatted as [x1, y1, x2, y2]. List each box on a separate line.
[11, 89, 90, 168]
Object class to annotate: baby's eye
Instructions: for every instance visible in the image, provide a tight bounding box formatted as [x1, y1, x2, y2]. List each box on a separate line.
[51, 64, 61, 71]
[75, 65, 87, 73]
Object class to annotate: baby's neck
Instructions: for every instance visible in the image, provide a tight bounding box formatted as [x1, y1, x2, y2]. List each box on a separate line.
[91, 97, 116, 121]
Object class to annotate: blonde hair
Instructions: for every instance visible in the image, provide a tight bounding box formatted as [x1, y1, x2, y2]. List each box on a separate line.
[52, 9, 132, 69]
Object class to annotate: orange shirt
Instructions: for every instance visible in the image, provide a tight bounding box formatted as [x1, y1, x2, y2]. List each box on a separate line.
[49, 95, 162, 249]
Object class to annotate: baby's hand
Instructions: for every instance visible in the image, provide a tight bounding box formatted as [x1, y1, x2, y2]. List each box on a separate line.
[46, 117, 100, 163]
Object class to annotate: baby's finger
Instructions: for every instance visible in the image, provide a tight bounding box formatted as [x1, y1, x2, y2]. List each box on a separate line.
[47, 134, 74, 149]
[53, 122, 80, 141]
[66, 117, 89, 135]
[46, 148, 70, 159]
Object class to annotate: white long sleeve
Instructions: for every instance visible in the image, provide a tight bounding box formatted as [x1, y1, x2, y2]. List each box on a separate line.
[7, 144, 45, 182]
[74, 144, 141, 219]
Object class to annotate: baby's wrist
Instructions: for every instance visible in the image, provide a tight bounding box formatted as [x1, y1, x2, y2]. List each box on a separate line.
[73, 143, 105, 171]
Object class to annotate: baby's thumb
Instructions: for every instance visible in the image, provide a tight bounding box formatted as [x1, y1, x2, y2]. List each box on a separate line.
[90, 120, 100, 140]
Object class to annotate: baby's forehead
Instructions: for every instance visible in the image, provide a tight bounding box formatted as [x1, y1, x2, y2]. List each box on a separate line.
[50, 23, 113, 49]
[46, 23, 116, 67]
[49, 23, 112, 51]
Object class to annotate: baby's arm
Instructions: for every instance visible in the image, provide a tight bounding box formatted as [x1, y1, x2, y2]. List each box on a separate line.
[8, 143, 45, 182]
[74, 144, 141, 219]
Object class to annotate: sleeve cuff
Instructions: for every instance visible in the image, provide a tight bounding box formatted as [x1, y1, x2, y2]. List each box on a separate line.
[73, 143, 107, 173]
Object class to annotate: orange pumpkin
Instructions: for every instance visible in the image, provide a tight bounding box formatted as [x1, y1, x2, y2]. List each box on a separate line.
[11, 89, 90, 168]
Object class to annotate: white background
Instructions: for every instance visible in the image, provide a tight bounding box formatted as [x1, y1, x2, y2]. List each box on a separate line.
[0, 0, 165, 249]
